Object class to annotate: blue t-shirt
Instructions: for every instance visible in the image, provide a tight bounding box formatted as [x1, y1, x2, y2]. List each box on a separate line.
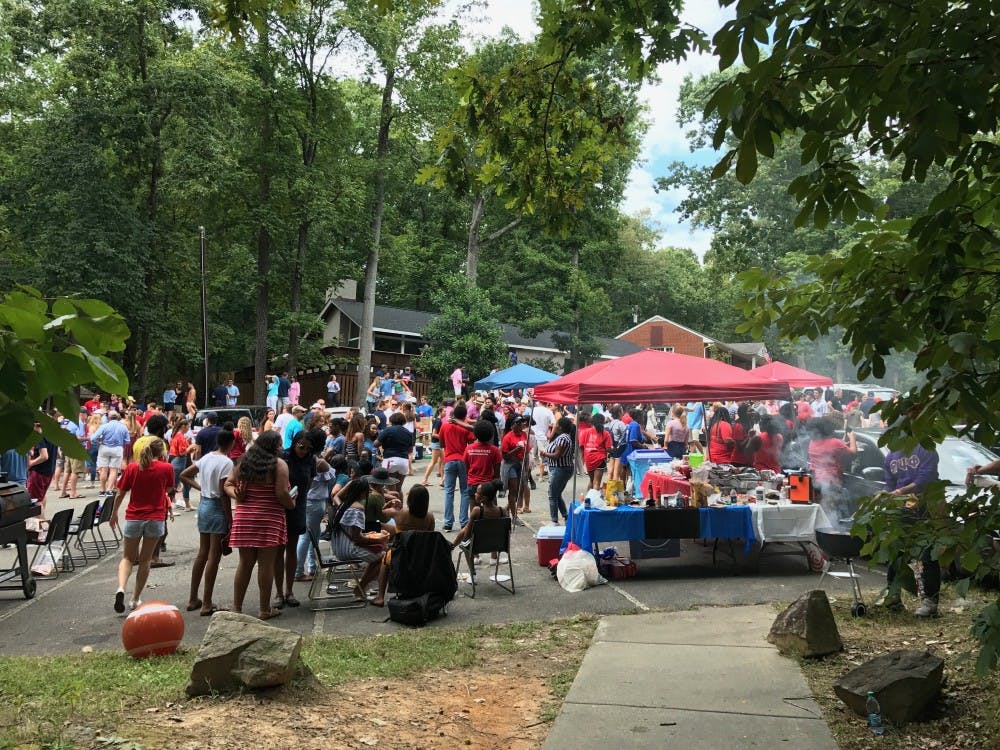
[686, 402, 705, 430]
[283, 418, 304, 450]
[162, 389, 176, 405]
[416, 404, 434, 418]
[266, 379, 279, 398]
[621, 421, 644, 461]
[1, 450, 28, 484]
[277, 377, 291, 398]
[379, 378, 394, 398]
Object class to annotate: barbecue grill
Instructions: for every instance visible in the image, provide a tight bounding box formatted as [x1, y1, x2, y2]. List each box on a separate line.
[0, 482, 40, 600]
[815, 526, 866, 616]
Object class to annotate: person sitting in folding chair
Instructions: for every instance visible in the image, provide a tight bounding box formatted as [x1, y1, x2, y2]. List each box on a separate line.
[450, 480, 508, 572]
[371, 484, 436, 607]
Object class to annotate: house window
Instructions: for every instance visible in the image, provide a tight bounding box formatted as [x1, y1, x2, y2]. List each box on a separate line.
[651, 346, 674, 353]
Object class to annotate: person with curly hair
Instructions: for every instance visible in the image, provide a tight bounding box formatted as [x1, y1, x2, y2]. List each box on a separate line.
[224, 430, 294, 620]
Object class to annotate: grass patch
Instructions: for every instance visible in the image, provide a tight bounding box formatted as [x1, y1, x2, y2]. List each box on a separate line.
[0, 616, 598, 748]
[799, 586, 1000, 749]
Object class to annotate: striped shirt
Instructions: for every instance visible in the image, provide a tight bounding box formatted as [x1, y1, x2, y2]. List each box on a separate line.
[548, 433, 575, 468]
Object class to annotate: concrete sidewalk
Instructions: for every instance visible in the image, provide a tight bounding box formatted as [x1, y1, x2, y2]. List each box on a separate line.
[544, 605, 837, 749]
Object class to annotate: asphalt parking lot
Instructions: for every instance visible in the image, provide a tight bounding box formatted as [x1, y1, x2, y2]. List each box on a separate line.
[0, 469, 885, 656]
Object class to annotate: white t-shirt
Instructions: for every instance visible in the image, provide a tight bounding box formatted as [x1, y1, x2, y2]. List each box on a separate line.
[196, 452, 233, 499]
[531, 405, 555, 441]
[273, 412, 294, 436]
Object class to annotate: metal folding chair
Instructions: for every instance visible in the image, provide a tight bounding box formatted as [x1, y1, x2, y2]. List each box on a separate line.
[455, 516, 514, 598]
[306, 529, 368, 610]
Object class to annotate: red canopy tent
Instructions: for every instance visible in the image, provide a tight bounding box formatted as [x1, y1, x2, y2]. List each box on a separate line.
[748, 361, 832, 388]
[532, 350, 792, 405]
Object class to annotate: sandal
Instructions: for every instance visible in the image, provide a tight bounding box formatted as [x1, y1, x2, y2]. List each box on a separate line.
[294, 574, 315, 582]
[283, 595, 300, 608]
[272, 596, 285, 610]
[186, 599, 203, 612]
[200, 605, 228, 616]
[258, 609, 282, 621]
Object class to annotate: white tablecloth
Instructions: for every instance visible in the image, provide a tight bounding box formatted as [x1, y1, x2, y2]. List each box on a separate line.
[751, 504, 831, 544]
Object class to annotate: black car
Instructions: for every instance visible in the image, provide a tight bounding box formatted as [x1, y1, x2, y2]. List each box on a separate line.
[192, 406, 268, 433]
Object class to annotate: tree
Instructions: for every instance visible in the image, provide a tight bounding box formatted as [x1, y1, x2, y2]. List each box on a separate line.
[411, 277, 508, 401]
[0, 288, 129, 458]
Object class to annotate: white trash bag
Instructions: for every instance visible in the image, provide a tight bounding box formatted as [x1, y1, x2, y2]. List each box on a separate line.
[556, 544, 606, 593]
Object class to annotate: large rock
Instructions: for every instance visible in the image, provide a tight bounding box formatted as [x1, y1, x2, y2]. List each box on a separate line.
[834, 650, 944, 725]
[186, 611, 303, 697]
[767, 590, 842, 657]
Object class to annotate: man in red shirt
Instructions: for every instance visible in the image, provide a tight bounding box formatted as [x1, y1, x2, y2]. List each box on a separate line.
[84, 394, 102, 414]
[463, 421, 502, 492]
[439, 404, 474, 531]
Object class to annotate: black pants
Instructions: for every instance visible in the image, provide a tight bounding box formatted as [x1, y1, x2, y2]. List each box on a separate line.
[887, 546, 940, 599]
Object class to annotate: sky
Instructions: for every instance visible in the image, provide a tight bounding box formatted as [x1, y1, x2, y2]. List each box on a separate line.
[460, 0, 736, 260]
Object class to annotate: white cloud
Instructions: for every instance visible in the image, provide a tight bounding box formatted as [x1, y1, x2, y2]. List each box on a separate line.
[458, 0, 539, 42]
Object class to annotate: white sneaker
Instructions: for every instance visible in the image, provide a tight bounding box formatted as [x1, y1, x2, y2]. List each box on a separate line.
[497, 553, 510, 565]
[174, 501, 186, 510]
[128, 599, 142, 612]
[914, 596, 938, 617]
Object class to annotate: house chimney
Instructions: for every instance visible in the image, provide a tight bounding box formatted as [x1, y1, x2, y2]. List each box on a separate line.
[328, 279, 358, 301]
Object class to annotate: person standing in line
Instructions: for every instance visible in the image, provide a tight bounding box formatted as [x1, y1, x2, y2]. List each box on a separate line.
[541, 417, 575, 525]
[326, 373, 341, 407]
[180, 428, 235, 616]
[92, 411, 131, 497]
[288, 376, 301, 406]
[276, 372, 292, 410]
[109, 438, 176, 613]
[162, 384, 177, 413]
[226, 379, 240, 406]
[439, 403, 474, 531]
[450, 365, 464, 398]
[225, 431, 294, 620]
[26, 420, 57, 521]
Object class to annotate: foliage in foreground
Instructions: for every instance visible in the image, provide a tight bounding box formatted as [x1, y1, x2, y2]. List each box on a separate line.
[0, 287, 130, 457]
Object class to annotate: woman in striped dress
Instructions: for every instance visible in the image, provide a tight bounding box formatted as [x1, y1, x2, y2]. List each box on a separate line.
[224, 430, 294, 620]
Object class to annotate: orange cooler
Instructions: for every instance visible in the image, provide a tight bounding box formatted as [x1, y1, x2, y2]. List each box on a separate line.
[786, 471, 813, 503]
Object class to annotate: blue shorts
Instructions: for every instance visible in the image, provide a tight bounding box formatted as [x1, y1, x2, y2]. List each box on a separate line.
[197, 496, 229, 535]
[123, 519, 165, 539]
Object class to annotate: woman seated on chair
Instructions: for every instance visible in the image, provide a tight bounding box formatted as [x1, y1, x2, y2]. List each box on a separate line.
[329, 478, 386, 602]
[450, 480, 508, 570]
[371, 484, 436, 607]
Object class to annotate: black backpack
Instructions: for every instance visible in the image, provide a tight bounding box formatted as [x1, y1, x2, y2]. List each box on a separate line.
[386, 531, 457, 627]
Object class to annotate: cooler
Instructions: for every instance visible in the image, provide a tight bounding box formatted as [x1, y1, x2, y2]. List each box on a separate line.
[785, 471, 813, 503]
[628, 450, 671, 499]
[535, 525, 565, 566]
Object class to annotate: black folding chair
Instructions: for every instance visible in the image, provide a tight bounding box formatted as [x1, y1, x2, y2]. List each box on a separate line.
[66, 500, 100, 567]
[455, 516, 514, 598]
[88, 497, 119, 555]
[306, 529, 368, 611]
[28, 508, 75, 578]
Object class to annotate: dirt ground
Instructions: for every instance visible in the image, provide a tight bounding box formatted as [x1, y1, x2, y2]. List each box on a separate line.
[129, 667, 553, 750]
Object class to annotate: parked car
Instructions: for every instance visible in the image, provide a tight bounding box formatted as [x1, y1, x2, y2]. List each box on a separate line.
[192, 406, 268, 434]
[833, 383, 900, 403]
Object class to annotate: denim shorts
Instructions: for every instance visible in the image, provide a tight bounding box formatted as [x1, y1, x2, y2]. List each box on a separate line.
[123, 519, 165, 539]
[197, 496, 229, 535]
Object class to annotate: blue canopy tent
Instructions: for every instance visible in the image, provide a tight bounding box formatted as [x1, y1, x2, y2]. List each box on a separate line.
[474, 363, 559, 391]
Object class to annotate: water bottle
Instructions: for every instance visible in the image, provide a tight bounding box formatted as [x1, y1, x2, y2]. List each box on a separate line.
[866, 691, 884, 736]
[754, 481, 765, 504]
[729, 488, 738, 505]
[583, 492, 591, 510]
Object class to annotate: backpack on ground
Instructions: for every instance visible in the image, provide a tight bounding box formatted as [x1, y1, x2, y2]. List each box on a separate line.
[386, 531, 457, 627]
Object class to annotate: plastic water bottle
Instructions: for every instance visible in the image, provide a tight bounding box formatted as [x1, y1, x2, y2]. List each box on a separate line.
[729, 488, 738, 505]
[583, 492, 591, 509]
[866, 691, 884, 736]
[755, 481, 765, 505]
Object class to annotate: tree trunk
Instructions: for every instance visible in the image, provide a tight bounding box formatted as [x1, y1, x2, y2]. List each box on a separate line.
[287, 220, 308, 372]
[355, 66, 395, 408]
[466, 192, 485, 283]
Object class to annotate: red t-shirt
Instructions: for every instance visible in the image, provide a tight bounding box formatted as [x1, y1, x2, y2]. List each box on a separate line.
[84, 398, 101, 414]
[463, 441, 502, 485]
[809, 437, 852, 485]
[501, 429, 528, 461]
[116, 460, 174, 521]
[753, 432, 784, 473]
[439, 421, 474, 463]
[581, 426, 612, 471]
[795, 400, 813, 421]
[731, 423, 752, 465]
[707, 420, 735, 464]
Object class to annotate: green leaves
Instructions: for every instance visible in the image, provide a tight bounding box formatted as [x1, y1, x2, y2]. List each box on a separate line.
[0, 288, 130, 456]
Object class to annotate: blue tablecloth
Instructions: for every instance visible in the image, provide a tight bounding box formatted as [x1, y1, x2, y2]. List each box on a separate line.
[699, 506, 756, 553]
[561, 502, 756, 556]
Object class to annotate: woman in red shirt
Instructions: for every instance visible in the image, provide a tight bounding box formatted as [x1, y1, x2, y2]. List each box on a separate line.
[582, 413, 612, 490]
[706, 405, 737, 464]
[500, 416, 530, 519]
[463, 420, 502, 491]
[110, 438, 176, 613]
[751, 416, 784, 473]
[169, 419, 193, 510]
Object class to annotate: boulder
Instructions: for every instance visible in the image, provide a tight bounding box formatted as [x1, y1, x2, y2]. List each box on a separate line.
[767, 589, 842, 658]
[833, 650, 944, 725]
[186, 611, 302, 697]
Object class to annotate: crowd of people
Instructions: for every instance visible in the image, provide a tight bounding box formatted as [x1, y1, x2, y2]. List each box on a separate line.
[12, 372, 998, 622]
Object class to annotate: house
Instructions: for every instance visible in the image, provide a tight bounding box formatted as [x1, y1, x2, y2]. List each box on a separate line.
[319, 280, 642, 372]
[615, 315, 768, 369]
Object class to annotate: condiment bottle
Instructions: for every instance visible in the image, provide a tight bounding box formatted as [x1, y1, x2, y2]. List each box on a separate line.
[729, 488, 738, 505]
[755, 481, 765, 505]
